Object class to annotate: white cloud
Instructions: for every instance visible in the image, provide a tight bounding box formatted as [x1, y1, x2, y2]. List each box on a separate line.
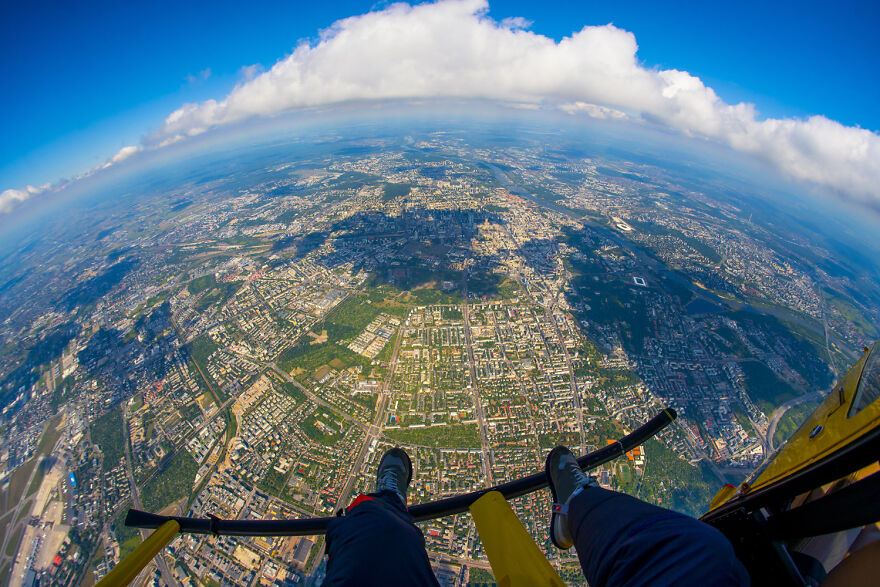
[560, 101, 628, 120]
[0, 184, 47, 214]
[101, 145, 142, 169]
[0, 145, 143, 215]
[148, 0, 880, 203]
[4, 0, 878, 215]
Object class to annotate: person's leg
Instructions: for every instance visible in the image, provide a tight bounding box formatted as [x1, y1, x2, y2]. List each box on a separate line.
[547, 446, 748, 587]
[567, 486, 748, 586]
[323, 448, 440, 587]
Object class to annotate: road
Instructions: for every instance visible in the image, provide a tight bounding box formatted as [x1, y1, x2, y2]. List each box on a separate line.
[292, 316, 406, 567]
[542, 297, 586, 454]
[461, 279, 496, 486]
[333, 322, 405, 509]
[269, 365, 370, 433]
[766, 391, 824, 451]
[136, 396, 233, 489]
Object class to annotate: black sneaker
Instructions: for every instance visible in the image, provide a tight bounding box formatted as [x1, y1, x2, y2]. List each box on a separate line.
[375, 447, 413, 504]
[545, 446, 599, 550]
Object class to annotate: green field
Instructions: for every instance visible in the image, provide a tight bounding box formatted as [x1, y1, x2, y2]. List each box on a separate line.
[385, 423, 481, 448]
[267, 372, 307, 403]
[114, 507, 141, 558]
[298, 410, 346, 444]
[636, 438, 717, 517]
[140, 450, 198, 512]
[820, 287, 879, 340]
[187, 334, 218, 365]
[727, 309, 833, 391]
[468, 567, 495, 586]
[278, 341, 367, 381]
[90, 406, 125, 471]
[187, 274, 217, 295]
[773, 401, 820, 448]
[382, 182, 412, 201]
[625, 218, 722, 263]
[193, 280, 242, 312]
[278, 293, 390, 378]
[739, 361, 801, 415]
[573, 277, 652, 354]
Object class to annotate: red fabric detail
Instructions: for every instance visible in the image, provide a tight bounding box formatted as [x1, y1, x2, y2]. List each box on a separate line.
[347, 494, 375, 512]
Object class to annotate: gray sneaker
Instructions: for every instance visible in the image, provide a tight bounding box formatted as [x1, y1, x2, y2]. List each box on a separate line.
[545, 446, 599, 549]
[375, 447, 413, 504]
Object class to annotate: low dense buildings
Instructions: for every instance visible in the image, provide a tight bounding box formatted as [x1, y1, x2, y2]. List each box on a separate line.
[0, 138, 858, 586]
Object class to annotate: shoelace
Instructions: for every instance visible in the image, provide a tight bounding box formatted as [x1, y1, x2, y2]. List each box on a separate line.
[377, 467, 401, 495]
[563, 458, 591, 487]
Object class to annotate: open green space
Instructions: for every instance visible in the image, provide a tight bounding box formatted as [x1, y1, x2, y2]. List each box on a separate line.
[114, 507, 141, 559]
[5, 525, 23, 557]
[495, 278, 521, 300]
[382, 182, 412, 201]
[278, 341, 367, 381]
[90, 406, 125, 472]
[407, 287, 462, 305]
[727, 309, 833, 391]
[140, 450, 198, 512]
[267, 372, 307, 403]
[820, 287, 879, 340]
[1, 459, 36, 515]
[187, 274, 217, 295]
[279, 291, 411, 379]
[739, 361, 799, 415]
[324, 294, 383, 340]
[441, 306, 463, 320]
[538, 431, 582, 449]
[731, 403, 756, 437]
[37, 414, 63, 455]
[625, 218, 722, 264]
[468, 567, 495, 586]
[636, 438, 717, 517]
[258, 465, 288, 496]
[573, 277, 652, 354]
[193, 280, 242, 312]
[385, 424, 481, 448]
[130, 393, 144, 412]
[178, 401, 201, 422]
[298, 410, 345, 444]
[26, 457, 53, 497]
[715, 325, 749, 358]
[773, 401, 820, 448]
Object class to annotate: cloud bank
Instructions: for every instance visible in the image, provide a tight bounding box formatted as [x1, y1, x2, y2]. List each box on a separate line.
[152, 0, 880, 204]
[4, 0, 879, 214]
[0, 145, 141, 214]
[0, 185, 47, 214]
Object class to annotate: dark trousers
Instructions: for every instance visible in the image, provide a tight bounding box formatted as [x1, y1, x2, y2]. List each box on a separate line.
[324, 488, 748, 586]
[568, 487, 749, 586]
[324, 490, 441, 586]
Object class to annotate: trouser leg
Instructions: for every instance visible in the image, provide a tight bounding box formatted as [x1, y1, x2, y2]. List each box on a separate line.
[567, 487, 748, 586]
[323, 490, 440, 587]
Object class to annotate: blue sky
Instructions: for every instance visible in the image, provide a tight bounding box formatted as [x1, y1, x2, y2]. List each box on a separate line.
[1, 0, 878, 194]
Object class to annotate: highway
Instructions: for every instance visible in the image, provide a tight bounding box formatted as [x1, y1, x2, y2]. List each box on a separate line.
[461, 279, 496, 486]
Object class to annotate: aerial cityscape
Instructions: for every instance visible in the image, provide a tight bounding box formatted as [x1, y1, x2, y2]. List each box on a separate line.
[0, 121, 877, 585]
[2, 0, 879, 585]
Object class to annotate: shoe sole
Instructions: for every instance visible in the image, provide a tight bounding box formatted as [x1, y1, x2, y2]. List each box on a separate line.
[545, 446, 571, 550]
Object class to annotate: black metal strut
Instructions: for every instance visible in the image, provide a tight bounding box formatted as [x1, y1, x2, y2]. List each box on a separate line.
[125, 408, 677, 536]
